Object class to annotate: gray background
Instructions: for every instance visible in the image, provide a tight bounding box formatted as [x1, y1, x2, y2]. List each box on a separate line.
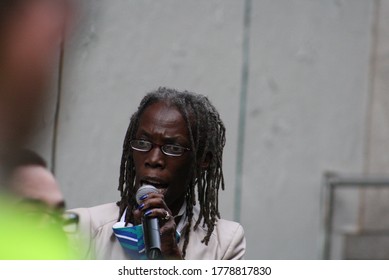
[30, 0, 389, 259]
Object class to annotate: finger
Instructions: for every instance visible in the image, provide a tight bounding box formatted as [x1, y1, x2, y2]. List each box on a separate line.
[159, 220, 179, 253]
[132, 208, 142, 224]
[137, 192, 164, 202]
[160, 219, 176, 235]
[143, 208, 172, 221]
[133, 193, 167, 225]
[137, 197, 168, 212]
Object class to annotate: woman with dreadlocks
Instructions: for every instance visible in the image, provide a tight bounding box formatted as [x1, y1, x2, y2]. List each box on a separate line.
[70, 87, 245, 259]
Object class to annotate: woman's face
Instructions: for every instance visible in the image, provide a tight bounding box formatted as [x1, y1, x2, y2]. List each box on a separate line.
[132, 101, 193, 216]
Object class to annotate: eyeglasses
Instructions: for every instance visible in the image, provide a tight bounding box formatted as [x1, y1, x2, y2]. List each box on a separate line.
[19, 199, 79, 233]
[130, 139, 190, 157]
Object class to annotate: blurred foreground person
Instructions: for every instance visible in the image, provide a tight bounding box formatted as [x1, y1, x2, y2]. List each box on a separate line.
[0, 0, 76, 259]
[0, 0, 73, 159]
[1, 150, 77, 259]
[7, 150, 65, 209]
[71, 88, 246, 260]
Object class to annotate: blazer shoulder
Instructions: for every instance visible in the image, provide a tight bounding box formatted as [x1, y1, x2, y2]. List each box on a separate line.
[70, 202, 119, 233]
[67, 202, 119, 259]
[215, 219, 246, 260]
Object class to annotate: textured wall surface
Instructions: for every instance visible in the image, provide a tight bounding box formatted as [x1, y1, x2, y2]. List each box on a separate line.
[362, 0, 389, 230]
[242, 0, 373, 259]
[31, 0, 389, 259]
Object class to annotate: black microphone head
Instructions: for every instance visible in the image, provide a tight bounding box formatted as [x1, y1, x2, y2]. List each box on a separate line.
[135, 184, 158, 205]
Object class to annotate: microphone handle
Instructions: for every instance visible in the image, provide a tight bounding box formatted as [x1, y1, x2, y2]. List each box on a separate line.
[143, 217, 162, 260]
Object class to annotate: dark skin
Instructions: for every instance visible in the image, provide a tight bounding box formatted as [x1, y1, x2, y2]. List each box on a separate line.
[132, 101, 194, 259]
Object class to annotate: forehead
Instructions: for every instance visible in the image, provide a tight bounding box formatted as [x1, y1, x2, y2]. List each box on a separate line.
[137, 101, 189, 139]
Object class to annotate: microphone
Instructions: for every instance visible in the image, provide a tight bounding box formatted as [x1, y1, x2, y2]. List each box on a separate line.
[135, 185, 162, 260]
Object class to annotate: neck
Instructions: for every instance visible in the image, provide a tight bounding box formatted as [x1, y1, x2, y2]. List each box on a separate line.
[170, 196, 186, 217]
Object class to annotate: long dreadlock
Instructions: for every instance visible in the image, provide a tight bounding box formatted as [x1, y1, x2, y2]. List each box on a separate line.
[117, 87, 226, 258]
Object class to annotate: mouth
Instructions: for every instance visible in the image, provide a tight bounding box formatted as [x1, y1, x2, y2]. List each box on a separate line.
[140, 177, 169, 190]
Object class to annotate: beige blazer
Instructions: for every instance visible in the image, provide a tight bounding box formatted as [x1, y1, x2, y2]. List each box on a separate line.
[69, 202, 245, 260]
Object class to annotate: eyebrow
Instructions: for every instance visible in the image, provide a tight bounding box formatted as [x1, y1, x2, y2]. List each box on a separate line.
[55, 201, 66, 210]
[19, 198, 66, 211]
[137, 129, 188, 143]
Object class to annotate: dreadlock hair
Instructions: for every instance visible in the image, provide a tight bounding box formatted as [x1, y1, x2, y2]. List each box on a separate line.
[117, 87, 226, 258]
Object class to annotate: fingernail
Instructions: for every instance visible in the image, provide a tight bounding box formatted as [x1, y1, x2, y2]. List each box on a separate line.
[144, 210, 153, 217]
[140, 194, 148, 201]
[137, 203, 144, 210]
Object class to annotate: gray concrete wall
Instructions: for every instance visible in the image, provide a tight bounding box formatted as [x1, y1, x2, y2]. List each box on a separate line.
[31, 0, 389, 259]
[362, 0, 389, 230]
[242, 0, 373, 259]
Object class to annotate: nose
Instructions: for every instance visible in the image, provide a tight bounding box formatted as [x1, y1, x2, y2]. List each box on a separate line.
[144, 145, 166, 169]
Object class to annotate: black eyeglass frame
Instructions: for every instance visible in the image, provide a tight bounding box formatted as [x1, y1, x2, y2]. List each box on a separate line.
[130, 139, 191, 157]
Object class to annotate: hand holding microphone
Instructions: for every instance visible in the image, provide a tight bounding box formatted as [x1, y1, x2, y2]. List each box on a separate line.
[135, 185, 162, 260]
[135, 185, 181, 260]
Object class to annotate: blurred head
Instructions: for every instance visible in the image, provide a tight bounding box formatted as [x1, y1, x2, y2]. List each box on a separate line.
[2, 149, 77, 259]
[117, 87, 226, 257]
[7, 150, 64, 209]
[0, 0, 74, 154]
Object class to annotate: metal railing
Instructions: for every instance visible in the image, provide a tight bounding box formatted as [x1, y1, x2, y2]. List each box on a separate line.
[322, 172, 389, 259]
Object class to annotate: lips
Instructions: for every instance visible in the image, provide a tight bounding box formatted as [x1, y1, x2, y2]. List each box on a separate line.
[140, 177, 169, 189]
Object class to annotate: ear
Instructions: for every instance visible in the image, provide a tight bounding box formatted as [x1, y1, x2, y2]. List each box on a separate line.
[200, 152, 212, 169]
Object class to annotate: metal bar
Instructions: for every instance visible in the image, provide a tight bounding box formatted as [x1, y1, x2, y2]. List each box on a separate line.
[234, 0, 252, 223]
[322, 172, 389, 259]
[323, 180, 335, 260]
[327, 176, 389, 187]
